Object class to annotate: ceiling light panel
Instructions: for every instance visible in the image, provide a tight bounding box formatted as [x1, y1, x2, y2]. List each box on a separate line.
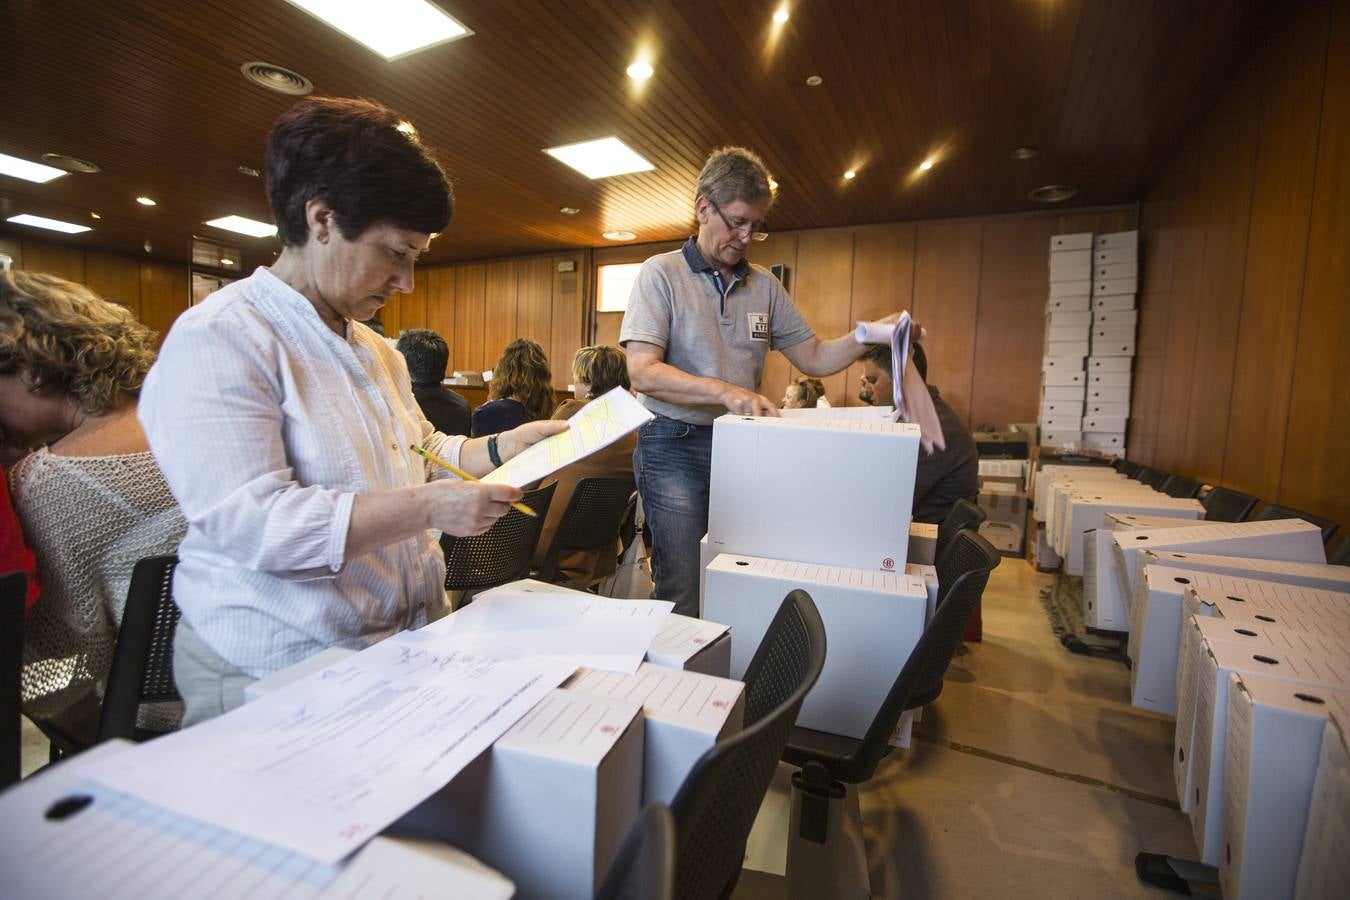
[206, 215, 279, 238]
[7, 214, 91, 234]
[545, 137, 655, 180]
[284, 0, 472, 60]
[0, 152, 67, 184]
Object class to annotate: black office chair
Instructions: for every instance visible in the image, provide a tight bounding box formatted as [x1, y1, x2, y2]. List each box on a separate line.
[1329, 536, 1350, 567]
[594, 802, 676, 900]
[935, 499, 987, 565]
[1120, 459, 1144, 479]
[1137, 467, 1168, 489]
[667, 589, 826, 899]
[2, 571, 27, 788]
[442, 482, 556, 592]
[97, 555, 182, 743]
[1200, 486, 1259, 522]
[1159, 474, 1203, 499]
[535, 476, 636, 586]
[1254, 503, 1340, 546]
[781, 531, 1001, 894]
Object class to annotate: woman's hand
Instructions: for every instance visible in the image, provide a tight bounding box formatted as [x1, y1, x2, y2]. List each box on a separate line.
[422, 479, 524, 536]
[496, 420, 569, 462]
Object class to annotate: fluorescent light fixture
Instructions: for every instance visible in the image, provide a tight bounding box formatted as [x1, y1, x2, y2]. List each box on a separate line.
[219, 258, 235, 267]
[136, 196, 157, 206]
[284, 0, 471, 60]
[626, 60, 653, 81]
[206, 215, 279, 238]
[546, 137, 654, 179]
[7, 214, 91, 234]
[0, 152, 67, 183]
[89, 211, 102, 219]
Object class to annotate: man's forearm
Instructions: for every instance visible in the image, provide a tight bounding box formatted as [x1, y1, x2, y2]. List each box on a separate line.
[790, 333, 868, 376]
[632, 358, 736, 407]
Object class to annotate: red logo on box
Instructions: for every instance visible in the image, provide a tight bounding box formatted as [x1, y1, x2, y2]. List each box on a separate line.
[881, 557, 895, 570]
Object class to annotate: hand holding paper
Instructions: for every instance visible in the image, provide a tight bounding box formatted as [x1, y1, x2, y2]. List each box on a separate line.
[854, 314, 945, 453]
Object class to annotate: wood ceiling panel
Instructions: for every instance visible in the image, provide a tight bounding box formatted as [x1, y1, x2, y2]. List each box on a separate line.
[0, 0, 1283, 271]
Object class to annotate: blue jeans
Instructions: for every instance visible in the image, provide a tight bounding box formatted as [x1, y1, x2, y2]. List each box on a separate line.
[634, 415, 714, 618]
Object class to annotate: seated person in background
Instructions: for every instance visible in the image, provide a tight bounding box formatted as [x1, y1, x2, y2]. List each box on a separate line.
[781, 375, 826, 409]
[858, 342, 978, 523]
[1, 270, 187, 742]
[397, 328, 471, 436]
[472, 337, 554, 437]
[1, 465, 41, 614]
[535, 345, 637, 586]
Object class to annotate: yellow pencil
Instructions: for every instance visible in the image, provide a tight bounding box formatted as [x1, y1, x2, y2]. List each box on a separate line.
[410, 444, 537, 517]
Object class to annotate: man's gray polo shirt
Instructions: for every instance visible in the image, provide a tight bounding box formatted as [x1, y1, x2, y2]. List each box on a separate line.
[619, 237, 814, 425]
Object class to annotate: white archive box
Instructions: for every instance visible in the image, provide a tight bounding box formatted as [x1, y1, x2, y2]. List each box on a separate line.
[404, 689, 644, 900]
[1092, 308, 1137, 329]
[1045, 295, 1091, 313]
[1046, 324, 1091, 343]
[1094, 246, 1138, 265]
[1061, 492, 1203, 576]
[1186, 583, 1350, 629]
[1044, 339, 1090, 358]
[908, 562, 940, 620]
[704, 555, 928, 739]
[1295, 698, 1350, 900]
[1092, 325, 1136, 344]
[1042, 368, 1086, 387]
[1094, 230, 1139, 250]
[1041, 355, 1085, 372]
[1083, 431, 1127, 452]
[1044, 471, 1131, 531]
[1144, 550, 1350, 589]
[565, 663, 744, 806]
[1041, 429, 1082, 447]
[708, 415, 920, 573]
[1087, 356, 1132, 373]
[1094, 262, 1137, 281]
[1090, 337, 1135, 358]
[1085, 400, 1130, 417]
[1043, 384, 1087, 401]
[1034, 464, 1123, 513]
[1049, 257, 1092, 283]
[1089, 371, 1132, 389]
[1046, 309, 1092, 328]
[1051, 232, 1094, 251]
[646, 613, 732, 677]
[1111, 518, 1329, 612]
[1221, 675, 1350, 900]
[1185, 637, 1350, 866]
[698, 532, 715, 614]
[909, 521, 938, 566]
[1049, 279, 1093, 298]
[1050, 247, 1092, 265]
[1087, 385, 1130, 404]
[1082, 414, 1128, 433]
[1038, 415, 1082, 431]
[1085, 521, 1210, 632]
[1094, 276, 1138, 296]
[1094, 293, 1136, 312]
[1040, 399, 1083, 417]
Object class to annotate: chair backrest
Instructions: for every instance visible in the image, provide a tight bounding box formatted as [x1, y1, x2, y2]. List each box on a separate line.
[1120, 459, 1144, 478]
[536, 476, 637, 583]
[1, 571, 27, 789]
[1254, 503, 1340, 546]
[668, 590, 825, 899]
[1137, 467, 1168, 489]
[934, 524, 994, 607]
[1201, 486, 1259, 522]
[442, 481, 556, 591]
[97, 555, 181, 743]
[1159, 474, 1203, 499]
[594, 802, 676, 900]
[935, 499, 987, 564]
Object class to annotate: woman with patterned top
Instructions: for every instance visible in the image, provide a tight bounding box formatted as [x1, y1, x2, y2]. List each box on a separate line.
[1, 270, 186, 743]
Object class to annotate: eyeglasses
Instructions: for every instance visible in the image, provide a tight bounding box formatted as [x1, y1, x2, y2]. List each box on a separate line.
[707, 200, 768, 242]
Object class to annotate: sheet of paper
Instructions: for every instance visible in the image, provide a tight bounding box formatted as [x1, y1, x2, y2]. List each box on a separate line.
[80, 634, 575, 864]
[0, 741, 515, 900]
[854, 315, 911, 422]
[424, 588, 673, 673]
[648, 614, 731, 665]
[480, 385, 653, 487]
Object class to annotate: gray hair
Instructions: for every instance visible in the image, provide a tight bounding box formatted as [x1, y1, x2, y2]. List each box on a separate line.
[695, 146, 775, 210]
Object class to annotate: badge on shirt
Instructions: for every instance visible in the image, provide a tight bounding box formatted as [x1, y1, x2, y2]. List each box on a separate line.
[747, 312, 770, 342]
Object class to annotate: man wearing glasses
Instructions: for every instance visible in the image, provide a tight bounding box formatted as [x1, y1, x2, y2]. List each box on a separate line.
[621, 146, 899, 617]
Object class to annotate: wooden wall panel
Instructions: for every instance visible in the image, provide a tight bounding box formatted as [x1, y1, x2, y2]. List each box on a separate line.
[0, 236, 22, 269]
[23, 241, 85, 283]
[138, 261, 188, 343]
[481, 260, 519, 366]
[845, 224, 915, 409]
[453, 265, 486, 374]
[748, 233, 800, 408]
[84, 251, 142, 317]
[911, 220, 984, 424]
[550, 257, 585, 390]
[594, 313, 622, 348]
[396, 278, 428, 335]
[792, 230, 856, 407]
[423, 267, 457, 363]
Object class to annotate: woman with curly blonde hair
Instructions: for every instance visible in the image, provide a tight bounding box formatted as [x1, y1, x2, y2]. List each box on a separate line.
[2, 270, 186, 742]
[472, 337, 555, 436]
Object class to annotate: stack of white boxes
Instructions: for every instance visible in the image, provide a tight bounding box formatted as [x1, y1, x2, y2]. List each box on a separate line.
[1083, 230, 1138, 456]
[1042, 233, 1093, 448]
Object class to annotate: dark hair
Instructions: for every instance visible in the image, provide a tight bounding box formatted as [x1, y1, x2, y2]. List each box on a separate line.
[266, 97, 453, 246]
[695, 146, 775, 211]
[397, 328, 450, 384]
[860, 343, 891, 374]
[572, 345, 630, 398]
[911, 342, 928, 382]
[490, 338, 553, 421]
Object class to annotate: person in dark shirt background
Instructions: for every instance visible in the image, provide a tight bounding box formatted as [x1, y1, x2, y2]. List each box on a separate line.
[858, 342, 978, 523]
[396, 328, 471, 437]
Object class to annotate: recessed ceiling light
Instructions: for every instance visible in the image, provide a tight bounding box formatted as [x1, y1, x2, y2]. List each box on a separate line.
[0, 152, 67, 184]
[136, 196, 157, 206]
[918, 160, 934, 172]
[40, 153, 100, 174]
[89, 211, 101, 219]
[1010, 146, 1039, 160]
[773, 6, 789, 24]
[768, 178, 779, 192]
[843, 170, 856, 180]
[205, 215, 279, 238]
[396, 120, 418, 136]
[283, 0, 472, 60]
[240, 61, 313, 96]
[238, 165, 261, 177]
[7, 213, 91, 234]
[626, 61, 653, 81]
[1028, 184, 1078, 203]
[603, 230, 636, 241]
[219, 258, 235, 267]
[545, 137, 654, 179]
[805, 75, 823, 87]
[560, 206, 580, 215]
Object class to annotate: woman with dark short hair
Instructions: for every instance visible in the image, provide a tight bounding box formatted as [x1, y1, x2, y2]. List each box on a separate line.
[138, 97, 565, 724]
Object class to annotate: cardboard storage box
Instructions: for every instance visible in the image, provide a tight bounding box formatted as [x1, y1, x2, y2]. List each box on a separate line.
[1087, 385, 1131, 404]
[1087, 356, 1132, 372]
[1051, 232, 1094, 251]
[1092, 309, 1137, 329]
[1047, 310, 1092, 328]
[1040, 399, 1084, 417]
[1047, 324, 1091, 343]
[708, 415, 920, 573]
[1094, 276, 1138, 296]
[908, 521, 938, 566]
[1042, 384, 1086, 401]
[1041, 355, 1084, 372]
[977, 490, 1026, 557]
[1094, 230, 1138, 250]
[1090, 337, 1135, 358]
[1082, 414, 1128, 433]
[646, 613, 732, 677]
[1094, 294, 1136, 312]
[1084, 519, 1210, 633]
[1144, 550, 1350, 591]
[1089, 371, 1132, 389]
[1094, 246, 1138, 265]
[1294, 698, 1350, 899]
[1059, 493, 1203, 576]
[704, 555, 928, 739]
[1041, 429, 1083, 447]
[1042, 368, 1086, 387]
[1085, 399, 1129, 416]
[1049, 279, 1092, 298]
[1049, 258, 1092, 282]
[1046, 295, 1091, 312]
[1044, 339, 1091, 358]
[1094, 262, 1137, 281]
